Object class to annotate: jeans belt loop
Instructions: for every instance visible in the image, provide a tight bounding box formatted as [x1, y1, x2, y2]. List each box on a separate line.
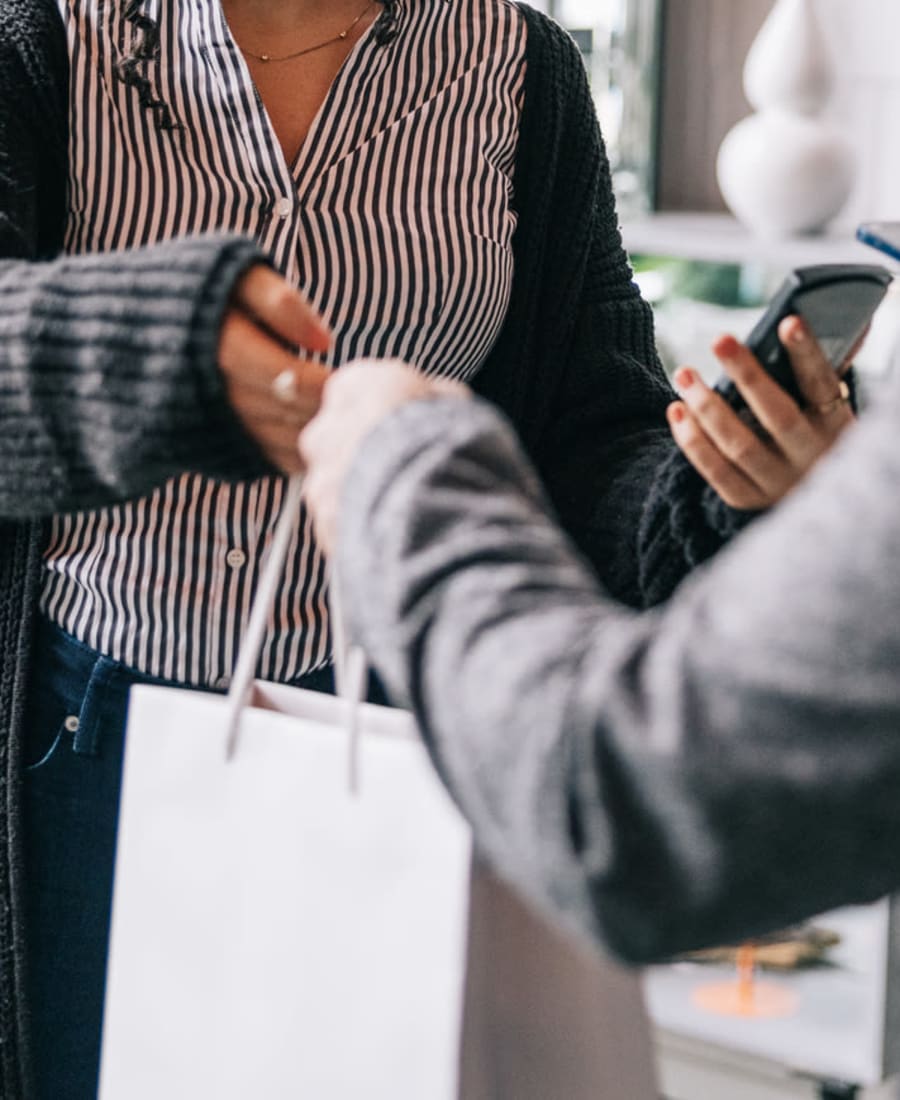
[73, 657, 118, 757]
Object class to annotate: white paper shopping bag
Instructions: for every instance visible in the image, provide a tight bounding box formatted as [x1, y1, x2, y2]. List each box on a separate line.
[100, 681, 472, 1100]
[100, 476, 658, 1099]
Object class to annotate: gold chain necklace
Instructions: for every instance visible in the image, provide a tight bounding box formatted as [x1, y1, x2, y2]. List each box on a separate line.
[238, 0, 378, 64]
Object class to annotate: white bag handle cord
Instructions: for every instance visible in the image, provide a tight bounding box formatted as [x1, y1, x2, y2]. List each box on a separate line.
[223, 475, 367, 763]
[329, 577, 367, 794]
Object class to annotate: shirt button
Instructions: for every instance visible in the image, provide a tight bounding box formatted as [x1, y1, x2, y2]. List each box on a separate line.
[64, 715, 80, 733]
[226, 547, 247, 568]
[274, 196, 293, 219]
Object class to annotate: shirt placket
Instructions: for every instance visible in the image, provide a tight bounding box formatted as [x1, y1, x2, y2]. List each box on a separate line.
[197, 0, 302, 281]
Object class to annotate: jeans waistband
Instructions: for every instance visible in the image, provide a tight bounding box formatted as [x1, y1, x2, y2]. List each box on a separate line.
[29, 621, 386, 755]
[30, 618, 199, 757]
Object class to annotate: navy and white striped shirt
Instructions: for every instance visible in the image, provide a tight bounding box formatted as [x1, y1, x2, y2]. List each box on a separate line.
[42, 0, 527, 686]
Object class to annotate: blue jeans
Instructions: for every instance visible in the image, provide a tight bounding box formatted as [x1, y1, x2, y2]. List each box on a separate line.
[22, 619, 199, 1100]
[21, 618, 385, 1098]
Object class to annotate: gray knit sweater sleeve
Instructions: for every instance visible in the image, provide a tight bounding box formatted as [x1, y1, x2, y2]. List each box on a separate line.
[336, 379, 900, 962]
[0, 0, 273, 518]
[0, 236, 273, 518]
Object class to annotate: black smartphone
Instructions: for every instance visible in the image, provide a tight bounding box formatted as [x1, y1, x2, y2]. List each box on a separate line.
[857, 221, 900, 264]
[714, 263, 892, 412]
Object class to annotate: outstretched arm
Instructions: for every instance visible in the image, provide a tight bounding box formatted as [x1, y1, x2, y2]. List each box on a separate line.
[305, 363, 900, 962]
[0, 9, 332, 518]
[0, 245, 335, 518]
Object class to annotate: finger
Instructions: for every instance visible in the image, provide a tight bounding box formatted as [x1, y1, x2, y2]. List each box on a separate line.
[220, 311, 329, 411]
[804, 382, 855, 434]
[673, 366, 787, 490]
[667, 401, 768, 510]
[225, 379, 316, 430]
[777, 315, 845, 409]
[711, 335, 819, 465]
[233, 265, 332, 353]
[224, 383, 309, 462]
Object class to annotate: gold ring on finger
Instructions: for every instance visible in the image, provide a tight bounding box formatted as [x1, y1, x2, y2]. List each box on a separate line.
[811, 378, 851, 416]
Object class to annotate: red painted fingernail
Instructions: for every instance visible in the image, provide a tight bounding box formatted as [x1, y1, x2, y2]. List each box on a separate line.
[714, 335, 740, 358]
[674, 368, 695, 389]
[668, 402, 686, 424]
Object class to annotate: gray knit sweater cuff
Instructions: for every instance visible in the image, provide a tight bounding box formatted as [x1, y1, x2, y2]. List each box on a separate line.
[0, 234, 276, 516]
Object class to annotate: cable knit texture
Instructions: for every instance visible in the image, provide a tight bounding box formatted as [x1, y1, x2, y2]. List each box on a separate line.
[0, 1, 745, 1092]
[470, 7, 746, 608]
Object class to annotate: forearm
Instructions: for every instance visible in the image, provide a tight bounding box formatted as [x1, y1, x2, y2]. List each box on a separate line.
[514, 192, 748, 608]
[338, 393, 900, 960]
[0, 235, 271, 517]
[337, 399, 603, 918]
[586, 391, 900, 956]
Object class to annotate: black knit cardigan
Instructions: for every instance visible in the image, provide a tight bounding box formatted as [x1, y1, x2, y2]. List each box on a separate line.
[0, 0, 738, 1092]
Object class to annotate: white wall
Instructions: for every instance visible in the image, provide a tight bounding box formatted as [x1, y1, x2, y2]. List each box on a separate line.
[817, 0, 900, 225]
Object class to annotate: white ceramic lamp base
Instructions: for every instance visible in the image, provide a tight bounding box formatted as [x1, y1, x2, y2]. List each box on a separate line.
[717, 0, 855, 238]
[717, 110, 854, 238]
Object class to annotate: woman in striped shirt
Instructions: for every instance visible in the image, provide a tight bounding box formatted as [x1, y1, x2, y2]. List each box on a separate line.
[0, 0, 856, 1096]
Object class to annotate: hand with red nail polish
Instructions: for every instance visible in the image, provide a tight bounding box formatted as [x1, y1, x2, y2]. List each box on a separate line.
[667, 318, 859, 511]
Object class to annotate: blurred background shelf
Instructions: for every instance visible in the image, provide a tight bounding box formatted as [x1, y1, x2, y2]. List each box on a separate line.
[621, 213, 884, 269]
[617, 213, 900, 386]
